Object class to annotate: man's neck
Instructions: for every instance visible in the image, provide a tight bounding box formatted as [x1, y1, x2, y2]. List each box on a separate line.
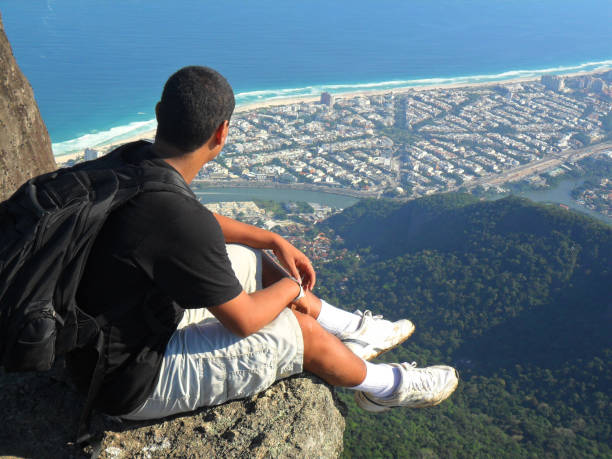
[152, 140, 204, 184]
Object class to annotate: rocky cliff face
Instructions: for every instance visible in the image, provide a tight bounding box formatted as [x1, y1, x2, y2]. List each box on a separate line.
[0, 366, 346, 458]
[0, 12, 56, 201]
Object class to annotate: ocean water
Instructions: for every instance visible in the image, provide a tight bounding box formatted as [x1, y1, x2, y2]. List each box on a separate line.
[1, 0, 611, 156]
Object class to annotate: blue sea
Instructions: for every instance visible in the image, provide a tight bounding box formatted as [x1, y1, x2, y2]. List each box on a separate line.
[1, 0, 611, 156]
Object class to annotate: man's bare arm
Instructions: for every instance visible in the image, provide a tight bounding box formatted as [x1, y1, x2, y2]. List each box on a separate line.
[209, 277, 307, 337]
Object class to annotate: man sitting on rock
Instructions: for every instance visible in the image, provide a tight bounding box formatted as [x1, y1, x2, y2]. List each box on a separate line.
[68, 66, 458, 421]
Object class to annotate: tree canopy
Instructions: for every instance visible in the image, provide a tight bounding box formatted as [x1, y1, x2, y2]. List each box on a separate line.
[316, 193, 611, 458]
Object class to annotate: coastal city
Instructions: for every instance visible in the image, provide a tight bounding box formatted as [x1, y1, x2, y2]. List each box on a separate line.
[196, 71, 612, 198]
[66, 71, 612, 230]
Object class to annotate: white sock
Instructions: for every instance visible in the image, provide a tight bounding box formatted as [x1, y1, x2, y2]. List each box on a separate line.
[347, 361, 401, 399]
[316, 300, 361, 336]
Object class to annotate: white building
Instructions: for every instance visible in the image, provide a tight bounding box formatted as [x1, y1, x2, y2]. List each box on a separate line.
[84, 148, 98, 161]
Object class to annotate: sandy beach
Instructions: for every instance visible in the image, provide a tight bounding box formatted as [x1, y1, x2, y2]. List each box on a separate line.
[55, 68, 610, 166]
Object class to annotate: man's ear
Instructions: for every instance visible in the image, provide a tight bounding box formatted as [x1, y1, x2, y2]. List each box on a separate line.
[214, 120, 230, 145]
[155, 102, 161, 120]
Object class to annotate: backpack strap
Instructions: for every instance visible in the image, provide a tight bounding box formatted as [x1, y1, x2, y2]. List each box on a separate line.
[139, 168, 195, 198]
[109, 160, 196, 210]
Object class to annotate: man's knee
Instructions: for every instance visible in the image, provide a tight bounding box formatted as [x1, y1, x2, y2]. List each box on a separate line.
[292, 309, 331, 357]
[292, 309, 315, 333]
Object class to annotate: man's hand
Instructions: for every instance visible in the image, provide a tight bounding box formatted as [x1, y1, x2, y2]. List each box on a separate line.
[272, 236, 316, 291]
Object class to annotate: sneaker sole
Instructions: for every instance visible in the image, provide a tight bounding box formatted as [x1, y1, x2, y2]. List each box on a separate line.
[354, 390, 392, 413]
[345, 323, 416, 361]
[354, 368, 460, 412]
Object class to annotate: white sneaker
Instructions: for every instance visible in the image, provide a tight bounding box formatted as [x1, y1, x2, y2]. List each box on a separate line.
[354, 362, 459, 412]
[339, 310, 415, 361]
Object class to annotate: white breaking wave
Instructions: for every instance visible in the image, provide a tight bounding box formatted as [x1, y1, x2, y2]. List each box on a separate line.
[235, 59, 612, 102]
[53, 119, 156, 157]
[52, 59, 612, 157]
[235, 86, 322, 100]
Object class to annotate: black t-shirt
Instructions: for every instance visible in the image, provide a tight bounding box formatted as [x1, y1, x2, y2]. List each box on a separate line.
[68, 147, 243, 415]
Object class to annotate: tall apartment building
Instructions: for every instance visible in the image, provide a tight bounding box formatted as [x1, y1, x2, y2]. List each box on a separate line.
[320, 92, 335, 107]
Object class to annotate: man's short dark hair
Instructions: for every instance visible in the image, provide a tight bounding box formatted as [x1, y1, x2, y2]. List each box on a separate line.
[156, 66, 235, 153]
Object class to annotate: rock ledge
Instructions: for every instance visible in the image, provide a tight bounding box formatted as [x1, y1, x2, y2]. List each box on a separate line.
[0, 369, 346, 458]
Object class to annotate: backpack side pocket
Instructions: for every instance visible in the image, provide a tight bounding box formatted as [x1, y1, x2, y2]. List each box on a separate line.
[5, 301, 56, 372]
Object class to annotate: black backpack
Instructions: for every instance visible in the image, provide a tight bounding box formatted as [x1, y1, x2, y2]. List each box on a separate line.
[0, 141, 194, 441]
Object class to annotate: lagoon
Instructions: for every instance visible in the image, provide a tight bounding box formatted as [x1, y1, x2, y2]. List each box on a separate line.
[481, 176, 611, 225]
[195, 180, 612, 225]
[195, 186, 359, 209]
[515, 177, 611, 224]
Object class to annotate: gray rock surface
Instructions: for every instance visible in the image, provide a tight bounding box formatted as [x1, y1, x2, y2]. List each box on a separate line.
[0, 12, 56, 201]
[0, 367, 346, 458]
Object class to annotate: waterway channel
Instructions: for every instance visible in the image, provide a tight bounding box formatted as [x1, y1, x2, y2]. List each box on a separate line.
[195, 178, 611, 225]
[503, 176, 611, 225]
[195, 186, 359, 209]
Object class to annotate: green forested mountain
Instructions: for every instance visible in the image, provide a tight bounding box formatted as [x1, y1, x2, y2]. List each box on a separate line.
[315, 194, 611, 458]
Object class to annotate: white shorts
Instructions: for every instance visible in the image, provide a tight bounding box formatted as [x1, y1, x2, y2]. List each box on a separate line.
[122, 244, 304, 421]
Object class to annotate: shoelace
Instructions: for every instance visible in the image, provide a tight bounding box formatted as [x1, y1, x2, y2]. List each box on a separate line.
[400, 361, 437, 392]
[355, 309, 384, 322]
[351, 310, 385, 335]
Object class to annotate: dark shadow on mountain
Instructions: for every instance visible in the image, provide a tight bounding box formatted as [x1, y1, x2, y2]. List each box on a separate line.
[324, 194, 611, 264]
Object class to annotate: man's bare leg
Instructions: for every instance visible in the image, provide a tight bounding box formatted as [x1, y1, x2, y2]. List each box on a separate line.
[292, 310, 366, 386]
[261, 252, 372, 386]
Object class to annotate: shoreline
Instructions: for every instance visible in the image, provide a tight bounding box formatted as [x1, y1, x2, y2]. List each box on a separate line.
[54, 65, 611, 163]
[233, 66, 612, 111]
